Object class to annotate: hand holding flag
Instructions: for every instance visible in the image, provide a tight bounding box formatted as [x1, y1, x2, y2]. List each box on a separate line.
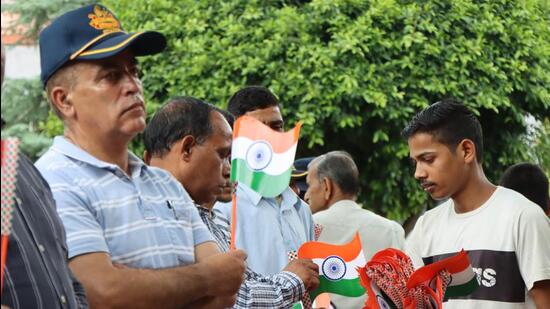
[298, 233, 366, 300]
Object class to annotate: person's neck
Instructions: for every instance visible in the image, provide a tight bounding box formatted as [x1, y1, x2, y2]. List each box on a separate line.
[328, 193, 356, 208]
[451, 166, 497, 214]
[65, 127, 132, 174]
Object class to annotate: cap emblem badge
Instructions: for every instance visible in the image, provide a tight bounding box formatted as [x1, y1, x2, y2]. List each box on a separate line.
[88, 5, 121, 33]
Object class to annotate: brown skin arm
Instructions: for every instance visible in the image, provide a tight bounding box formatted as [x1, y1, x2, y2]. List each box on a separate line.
[70, 250, 247, 309]
[530, 280, 550, 309]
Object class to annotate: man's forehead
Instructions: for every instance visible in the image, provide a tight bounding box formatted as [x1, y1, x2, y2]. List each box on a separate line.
[81, 50, 138, 69]
[408, 133, 445, 157]
[245, 106, 283, 121]
[210, 111, 233, 140]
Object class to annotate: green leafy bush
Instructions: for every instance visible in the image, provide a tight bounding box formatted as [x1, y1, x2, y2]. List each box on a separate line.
[1, 78, 52, 160]
[102, 0, 549, 221]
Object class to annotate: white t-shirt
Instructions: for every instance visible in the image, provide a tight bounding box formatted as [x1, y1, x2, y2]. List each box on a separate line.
[406, 186, 550, 309]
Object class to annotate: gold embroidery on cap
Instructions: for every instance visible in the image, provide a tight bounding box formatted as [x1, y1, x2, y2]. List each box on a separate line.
[88, 5, 121, 33]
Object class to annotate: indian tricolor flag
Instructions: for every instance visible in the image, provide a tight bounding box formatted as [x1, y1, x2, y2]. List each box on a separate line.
[231, 115, 300, 198]
[298, 233, 366, 300]
[407, 249, 478, 299]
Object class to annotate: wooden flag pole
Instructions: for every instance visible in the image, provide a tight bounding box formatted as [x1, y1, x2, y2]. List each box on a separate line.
[230, 192, 237, 250]
[1, 139, 6, 292]
[1, 235, 7, 292]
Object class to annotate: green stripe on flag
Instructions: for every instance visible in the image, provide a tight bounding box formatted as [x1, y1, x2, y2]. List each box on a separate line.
[444, 276, 479, 299]
[292, 301, 304, 309]
[231, 158, 292, 197]
[311, 276, 365, 300]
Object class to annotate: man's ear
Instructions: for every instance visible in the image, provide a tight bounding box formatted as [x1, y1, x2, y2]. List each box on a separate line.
[322, 177, 332, 201]
[50, 86, 75, 118]
[143, 150, 151, 165]
[179, 135, 196, 162]
[458, 139, 477, 164]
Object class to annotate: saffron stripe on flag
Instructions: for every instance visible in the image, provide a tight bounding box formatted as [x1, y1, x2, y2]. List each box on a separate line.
[298, 232, 362, 261]
[233, 116, 300, 153]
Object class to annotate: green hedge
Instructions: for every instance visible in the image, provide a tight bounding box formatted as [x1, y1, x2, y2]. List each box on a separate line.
[37, 0, 550, 221]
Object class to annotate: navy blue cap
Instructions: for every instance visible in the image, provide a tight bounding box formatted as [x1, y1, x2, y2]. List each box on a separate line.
[39, 4, 166, 86]
[291, 156, 315, 178]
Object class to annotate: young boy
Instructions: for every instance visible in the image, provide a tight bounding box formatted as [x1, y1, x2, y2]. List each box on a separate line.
[403, 99, 550, 308]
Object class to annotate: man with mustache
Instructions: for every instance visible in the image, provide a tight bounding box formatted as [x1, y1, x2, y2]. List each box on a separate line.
[143, 97, 319, 308]
[34, 5, 246, 308]
[403, 99, 550, 308]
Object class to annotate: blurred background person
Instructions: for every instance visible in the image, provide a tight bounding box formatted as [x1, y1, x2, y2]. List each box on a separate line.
[499, 162, 549, 215]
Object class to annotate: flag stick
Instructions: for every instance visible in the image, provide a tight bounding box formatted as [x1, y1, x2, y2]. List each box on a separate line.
[1, 235, 7, 292]
[230, 192, 237, 250]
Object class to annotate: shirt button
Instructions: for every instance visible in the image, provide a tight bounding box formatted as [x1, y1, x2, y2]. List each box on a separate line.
[38, 244, 45, 252]
[60, 295, 67, 304]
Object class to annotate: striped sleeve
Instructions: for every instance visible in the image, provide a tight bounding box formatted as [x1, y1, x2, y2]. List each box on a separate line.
[234, 269, 305, 309]
[189, 205, 214, 246]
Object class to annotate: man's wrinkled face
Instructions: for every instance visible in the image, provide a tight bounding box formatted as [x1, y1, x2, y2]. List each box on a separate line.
[186, 111, 232, 205]
[408, 132, 467, 200]
[304, 164, 328, 214]
[245, 106, 284, 132]
[64, 50, 145, 139]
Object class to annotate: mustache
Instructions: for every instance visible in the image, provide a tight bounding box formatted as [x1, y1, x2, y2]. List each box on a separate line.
[122, 96, 145, 113]
[420, 180, 436, 187]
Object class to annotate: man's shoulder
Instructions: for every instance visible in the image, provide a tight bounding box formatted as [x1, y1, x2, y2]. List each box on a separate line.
[418, 199, 453, 220]
[35, 147, 81, 183]
[493, 186, 543, 214]
[359, 208, 404, 232]
[316, 201, 403, 232]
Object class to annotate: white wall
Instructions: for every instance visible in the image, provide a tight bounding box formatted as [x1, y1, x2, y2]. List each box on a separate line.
[5, 44, 40, 78]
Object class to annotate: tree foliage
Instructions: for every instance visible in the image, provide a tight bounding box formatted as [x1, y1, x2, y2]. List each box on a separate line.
[0, 78, 52, 160]
[1, 0, 92, 41]
[102, 0, 549, 221]
[3, 0, 548, 222]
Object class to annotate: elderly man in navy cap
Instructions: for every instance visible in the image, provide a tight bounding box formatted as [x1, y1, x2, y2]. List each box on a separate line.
[35, 4, 245, 308]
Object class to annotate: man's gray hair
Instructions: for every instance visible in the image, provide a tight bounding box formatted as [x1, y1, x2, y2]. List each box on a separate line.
[309, 151, 359, 196]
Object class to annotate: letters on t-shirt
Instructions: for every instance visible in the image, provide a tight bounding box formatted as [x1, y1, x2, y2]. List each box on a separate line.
[423, 250, 525, 303]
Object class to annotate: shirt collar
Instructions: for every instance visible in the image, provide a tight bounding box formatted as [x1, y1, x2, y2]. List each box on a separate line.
[238, 182, 302, 211]
[197, 206, 215, 219]
[330, 199, 360, 211]
[51, 136, 147, 176]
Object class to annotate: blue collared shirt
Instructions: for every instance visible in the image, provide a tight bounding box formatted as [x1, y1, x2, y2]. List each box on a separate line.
[214, 183, 314, 275]
[35, 137, 213, 269]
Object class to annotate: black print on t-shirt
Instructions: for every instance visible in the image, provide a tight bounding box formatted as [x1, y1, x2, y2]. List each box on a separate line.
[423, 250, 525, 303]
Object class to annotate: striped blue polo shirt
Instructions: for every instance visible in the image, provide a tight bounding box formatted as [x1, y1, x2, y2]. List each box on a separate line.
[35, 136, 213, 269]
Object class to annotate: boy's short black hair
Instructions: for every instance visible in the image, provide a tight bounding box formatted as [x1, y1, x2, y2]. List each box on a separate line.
[144, 96, 216, 157]
[228, 86, 280, 117]
[401, 99, 484, 162]
[500, 163, 549, 212]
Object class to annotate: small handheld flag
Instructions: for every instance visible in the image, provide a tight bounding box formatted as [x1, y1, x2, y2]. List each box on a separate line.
[230, 115, 301, 198]
[229, 115, 301, 250]
[1, 138, 21, 293]
[298, 233, 366, 300]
